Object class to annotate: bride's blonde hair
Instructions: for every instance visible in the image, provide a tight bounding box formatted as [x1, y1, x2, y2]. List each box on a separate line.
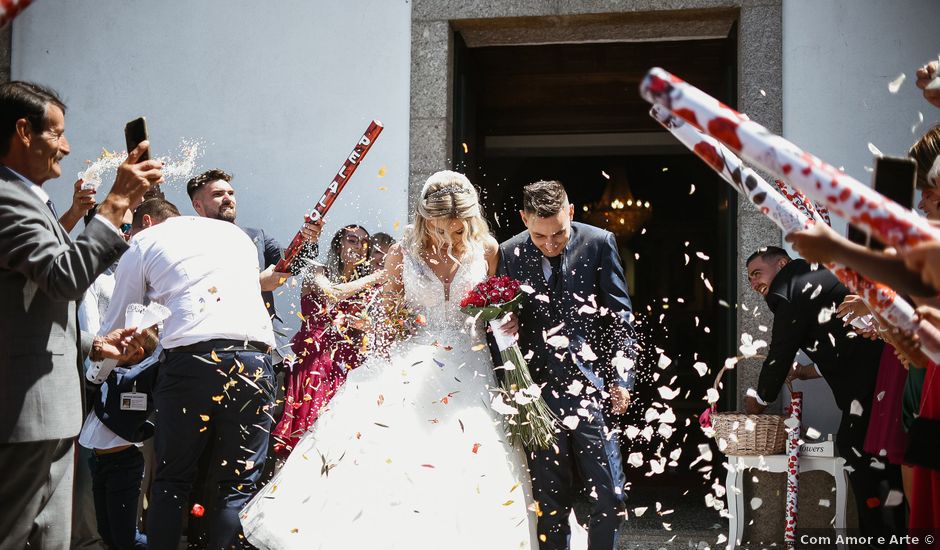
[404, 170, 490, 259]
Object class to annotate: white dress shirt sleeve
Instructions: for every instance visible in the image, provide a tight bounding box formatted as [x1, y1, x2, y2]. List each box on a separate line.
[100, 241, 147, 335]
[94, 213, 124, 237]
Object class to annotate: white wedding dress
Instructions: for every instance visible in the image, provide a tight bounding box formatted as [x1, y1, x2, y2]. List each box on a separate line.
[241, 246, 537, 549]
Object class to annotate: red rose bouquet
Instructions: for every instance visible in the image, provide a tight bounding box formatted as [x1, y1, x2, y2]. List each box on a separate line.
[460, 276, 557, 450]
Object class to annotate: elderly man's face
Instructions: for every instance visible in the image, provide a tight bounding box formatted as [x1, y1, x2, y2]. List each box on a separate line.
[192, 179, 237, 222]
[24, 104, 70, 184]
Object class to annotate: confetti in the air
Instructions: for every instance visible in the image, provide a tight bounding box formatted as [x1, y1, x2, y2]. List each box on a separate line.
[888, 73, 905, 93]
[850, 399, 864, 416]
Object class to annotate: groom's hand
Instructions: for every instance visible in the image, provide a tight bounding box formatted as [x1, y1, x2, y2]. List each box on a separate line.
[609, 386, 631, 414]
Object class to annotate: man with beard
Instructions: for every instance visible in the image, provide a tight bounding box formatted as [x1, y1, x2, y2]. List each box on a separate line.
[187, 169, 322, 320]
[185, 169, 321, 545]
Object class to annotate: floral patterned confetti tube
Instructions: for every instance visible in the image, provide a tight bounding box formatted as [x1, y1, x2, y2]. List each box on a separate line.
[650, 105, 940, 362]
[641, 67, 940, 250]
[1, 0, 34, 29]
[784, 390, 803, 546]
[774, 179, 831, 226]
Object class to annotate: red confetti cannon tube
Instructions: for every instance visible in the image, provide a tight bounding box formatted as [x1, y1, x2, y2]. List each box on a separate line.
[650, 104, 940, 363]
[275, 120, 384, 274]
[784, 390, 803, 546]
[1, 0, 34, 28]
[640, 67, 940, 250]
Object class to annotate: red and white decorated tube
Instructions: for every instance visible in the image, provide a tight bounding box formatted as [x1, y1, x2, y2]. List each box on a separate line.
[1, 0, 33, 28]
[275, 120, 384, 273]
[774, 179, 831, 227]
[784, 390, 803, 546]
[650, 105, 940, 362]
[641, 67, 940, 250]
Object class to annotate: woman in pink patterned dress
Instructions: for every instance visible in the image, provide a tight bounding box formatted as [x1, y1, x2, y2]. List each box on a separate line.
[272, 225, 382, 457]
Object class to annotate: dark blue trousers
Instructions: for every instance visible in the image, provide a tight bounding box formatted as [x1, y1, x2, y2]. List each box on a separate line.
[528, 393, 626, 550]
[88, 446, 148, 550]
[147, 349, 274, 550]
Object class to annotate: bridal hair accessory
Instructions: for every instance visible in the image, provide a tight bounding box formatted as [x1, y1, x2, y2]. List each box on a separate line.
[424, 186, 470, 200]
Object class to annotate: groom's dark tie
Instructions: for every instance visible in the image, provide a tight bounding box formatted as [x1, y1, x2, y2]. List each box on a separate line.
[547, 254, 564, 294]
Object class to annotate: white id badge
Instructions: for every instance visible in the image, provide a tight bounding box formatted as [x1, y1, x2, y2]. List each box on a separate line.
[119, 392, 148, 411]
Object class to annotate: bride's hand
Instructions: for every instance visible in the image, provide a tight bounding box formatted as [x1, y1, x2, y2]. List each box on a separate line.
[498, 312, 519, 337]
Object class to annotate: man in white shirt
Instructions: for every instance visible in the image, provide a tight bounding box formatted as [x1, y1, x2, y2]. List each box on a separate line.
[0, 80, 163, 550]
[100, 198, 276, 550]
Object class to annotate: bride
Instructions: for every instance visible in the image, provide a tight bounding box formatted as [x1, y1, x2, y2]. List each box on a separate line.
[240, 171, 537, 549]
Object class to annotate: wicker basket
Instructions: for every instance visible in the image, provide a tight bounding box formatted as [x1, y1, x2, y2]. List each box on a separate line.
[708, 364, 788, 456]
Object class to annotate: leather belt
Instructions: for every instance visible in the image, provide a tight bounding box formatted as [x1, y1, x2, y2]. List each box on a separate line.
[167, 338, 271, 355]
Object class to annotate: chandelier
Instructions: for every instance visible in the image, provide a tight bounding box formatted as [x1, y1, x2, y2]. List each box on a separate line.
[582, 167, 651, 241]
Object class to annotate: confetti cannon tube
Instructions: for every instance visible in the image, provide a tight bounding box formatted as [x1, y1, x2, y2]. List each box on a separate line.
[774, 179, 831, 226]
[1, 0, 34, 28]
[650, 105, 940, 363]
[275, 120, 384, 273]
[784, 390, 803, 546]
[640, 67, 940, 250]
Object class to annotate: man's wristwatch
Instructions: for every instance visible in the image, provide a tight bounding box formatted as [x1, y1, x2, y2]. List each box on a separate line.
[90, 336, 105, 362]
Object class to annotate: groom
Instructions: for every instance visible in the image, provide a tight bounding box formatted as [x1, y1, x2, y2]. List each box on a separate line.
[498, 180, 635, 550]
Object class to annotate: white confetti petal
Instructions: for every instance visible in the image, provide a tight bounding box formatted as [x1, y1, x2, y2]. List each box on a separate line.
[627, 452, 644, 468]
[885, 489, 904, 507]
[490, 395, 518, 415]
[888, 73, 906, 93]
[706, 388, 720, 404]
[633, 507, 648, 517]
[546, 334, 570, 349]
[625, 425, 641, 440]
[868, 142, 883, 157]
[658, 386, 680, 400]
[806, 427, 821, 439]
[819, 499, 831, 507]
[850, 400, 864, 416]
[750, 497, 763, 510]
[561, 415, 581, 430]
[657, 354, 673, 369]
[693, 362, 708, 377]
[579, 342, 598, 361]
[566, 379, 584, 397]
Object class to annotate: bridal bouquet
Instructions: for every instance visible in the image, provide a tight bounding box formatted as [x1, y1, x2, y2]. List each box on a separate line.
[460, 276, 557, 450]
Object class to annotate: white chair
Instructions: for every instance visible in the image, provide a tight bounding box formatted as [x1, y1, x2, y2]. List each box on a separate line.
[724, 454, 848, 549]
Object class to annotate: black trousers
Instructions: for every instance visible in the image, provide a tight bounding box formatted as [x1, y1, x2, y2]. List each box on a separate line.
[88, 446, 147, 550]
[147, 349, 274, 550]
[837, 409, 906, 547]
[528, 393, 626, 550]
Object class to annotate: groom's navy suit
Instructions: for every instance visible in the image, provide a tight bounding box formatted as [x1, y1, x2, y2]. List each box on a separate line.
[498, 221, 635, 550]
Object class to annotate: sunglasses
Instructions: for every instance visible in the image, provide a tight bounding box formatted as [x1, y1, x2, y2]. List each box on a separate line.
[120, 223, 133, 234]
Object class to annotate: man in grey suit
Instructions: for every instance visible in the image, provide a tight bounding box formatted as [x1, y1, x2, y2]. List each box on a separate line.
[0, 81, 164, 549]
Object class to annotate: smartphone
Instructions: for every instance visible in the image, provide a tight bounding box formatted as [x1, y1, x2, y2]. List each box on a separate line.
[846, 225, 869, 247]
[124, 116, 164, 200]
[869, 155, 916, 250]
[124, 116, 150, 162]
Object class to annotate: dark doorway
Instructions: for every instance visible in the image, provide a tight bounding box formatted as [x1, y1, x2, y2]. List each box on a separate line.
[454, 33, 738, 530]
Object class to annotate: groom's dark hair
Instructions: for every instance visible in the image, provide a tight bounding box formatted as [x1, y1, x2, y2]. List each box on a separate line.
[523, 180, 568, 217]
